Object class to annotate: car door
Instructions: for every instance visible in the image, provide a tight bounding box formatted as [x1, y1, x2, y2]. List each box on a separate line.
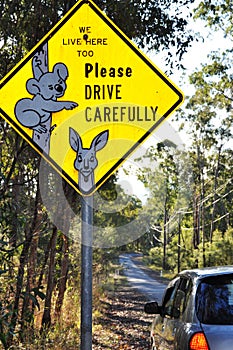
[160, 277, 191, 349]
[151, 277, 180, 350]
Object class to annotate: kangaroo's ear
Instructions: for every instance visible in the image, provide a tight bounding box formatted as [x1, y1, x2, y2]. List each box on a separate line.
[69, 127, 82, 152]
[54, 63, 68, 81]
[26, 78, 40, 95]
[91, 130, 109, 152]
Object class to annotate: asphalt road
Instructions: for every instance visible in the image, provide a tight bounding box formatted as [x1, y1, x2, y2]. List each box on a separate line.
[119, 253, 167, 303]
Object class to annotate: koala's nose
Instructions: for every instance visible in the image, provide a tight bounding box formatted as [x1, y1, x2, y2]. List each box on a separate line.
[55, 84, 63, 93]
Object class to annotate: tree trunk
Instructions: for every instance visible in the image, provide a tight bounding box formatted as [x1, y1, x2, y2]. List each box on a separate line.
[54, 234, 69, 321]
[200, 179, 206, 267]
[21, 209, 42, 332]
[209, 144, 223, 243]
[54, 182, 75, 321]
[7, 181, 40, 346]
[41, 226, 58, 329]
[163, 193, 168, 270]
[193, 192, 200, 250]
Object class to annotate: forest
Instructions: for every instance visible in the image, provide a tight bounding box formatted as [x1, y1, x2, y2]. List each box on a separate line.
[0, 0, 232, 348]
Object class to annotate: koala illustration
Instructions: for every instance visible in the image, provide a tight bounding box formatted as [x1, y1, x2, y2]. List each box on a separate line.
[15, 56, 78, 134]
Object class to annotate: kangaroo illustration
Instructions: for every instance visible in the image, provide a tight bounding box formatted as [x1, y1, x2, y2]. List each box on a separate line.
[69, 127, 109, 194]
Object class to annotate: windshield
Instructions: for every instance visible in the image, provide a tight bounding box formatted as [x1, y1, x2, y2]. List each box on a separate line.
[196, 273, 233, 325]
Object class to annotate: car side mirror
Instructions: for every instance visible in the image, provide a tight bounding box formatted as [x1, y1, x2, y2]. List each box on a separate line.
[144, 301, 161, 314]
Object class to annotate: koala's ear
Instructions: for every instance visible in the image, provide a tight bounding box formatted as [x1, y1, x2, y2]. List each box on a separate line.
[26, 78, 40, 95]
[53, 63, 68, 81]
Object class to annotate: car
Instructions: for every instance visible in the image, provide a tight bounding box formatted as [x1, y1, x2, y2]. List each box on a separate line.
[144, 266, 233, 350]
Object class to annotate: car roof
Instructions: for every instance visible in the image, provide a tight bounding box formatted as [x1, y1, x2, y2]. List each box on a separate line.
[178, 266, 233, 280]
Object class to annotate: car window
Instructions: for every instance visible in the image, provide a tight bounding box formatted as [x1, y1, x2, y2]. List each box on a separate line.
[163, 277, 192, 318]
[196, 273, 233, 325]
[162, 277, 179, 306]
[182, 279, 192, 312]
[173, 278, 192, 316]
[163, 278, 180, 317]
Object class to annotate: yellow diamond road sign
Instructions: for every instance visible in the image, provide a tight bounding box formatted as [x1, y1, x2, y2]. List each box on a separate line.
[0, 0, 184, 195]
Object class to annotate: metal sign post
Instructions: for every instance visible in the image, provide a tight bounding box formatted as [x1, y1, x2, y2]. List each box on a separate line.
[80, 195, 93, 350]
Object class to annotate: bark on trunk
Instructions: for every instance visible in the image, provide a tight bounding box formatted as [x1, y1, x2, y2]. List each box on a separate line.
[41, 226, 58, 329]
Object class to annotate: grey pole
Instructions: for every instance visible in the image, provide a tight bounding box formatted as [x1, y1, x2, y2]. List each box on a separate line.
[80, 194, 93, 350]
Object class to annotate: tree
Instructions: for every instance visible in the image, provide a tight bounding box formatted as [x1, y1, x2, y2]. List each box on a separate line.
[194, 0, 233, 38]
[135, 140, 192, 270]
[176, 0, 233, 266]
[96, 0, 195, 70]
[0, 0, 195, 80]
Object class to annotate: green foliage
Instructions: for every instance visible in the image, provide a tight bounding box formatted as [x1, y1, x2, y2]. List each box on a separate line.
[21, 286, 46, 311]
[0, 1, 61, 77]
[204, 228, 233, 267]
[148, 246, 163, 268]
[95, 0, 195, 69]
[194, 0, 233, 37]
[0, 0, 195, 80]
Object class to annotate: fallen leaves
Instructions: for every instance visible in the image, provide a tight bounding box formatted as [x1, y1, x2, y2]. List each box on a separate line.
[93, 287, 152, 349]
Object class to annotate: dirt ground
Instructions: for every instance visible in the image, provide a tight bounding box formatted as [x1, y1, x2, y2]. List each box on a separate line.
[92, 255, 168, 349]
[93, 285, 152, 349]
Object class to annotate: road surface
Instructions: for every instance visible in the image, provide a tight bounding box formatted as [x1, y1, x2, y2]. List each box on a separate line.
[119, 253, 167, 302]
